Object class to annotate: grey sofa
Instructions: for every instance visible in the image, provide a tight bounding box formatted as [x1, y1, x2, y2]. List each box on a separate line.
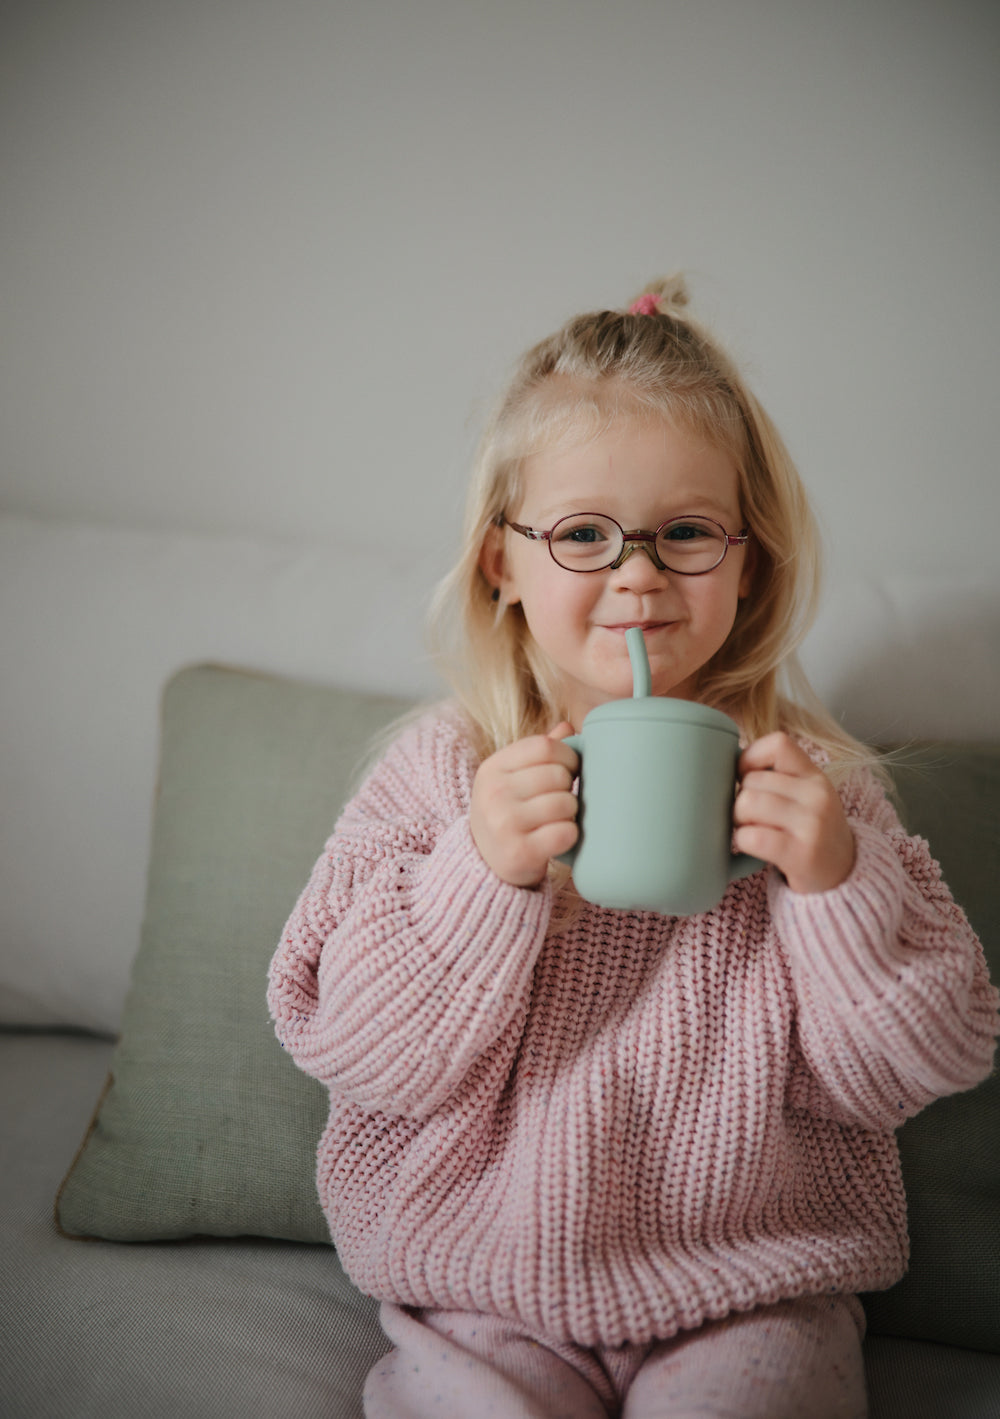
[3, 662, 999, 1417]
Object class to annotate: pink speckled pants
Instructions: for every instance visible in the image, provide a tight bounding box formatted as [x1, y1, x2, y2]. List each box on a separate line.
[364, 1293, 867, 1418]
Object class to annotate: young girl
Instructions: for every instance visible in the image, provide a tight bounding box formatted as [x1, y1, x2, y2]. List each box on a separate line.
[269, 278, 998, 1419]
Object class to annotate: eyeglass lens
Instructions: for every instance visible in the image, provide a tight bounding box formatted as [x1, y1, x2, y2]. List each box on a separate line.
[548, 514, 730, 573]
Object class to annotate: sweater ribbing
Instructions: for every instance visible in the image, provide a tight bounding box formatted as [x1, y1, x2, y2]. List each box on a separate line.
[268, 706, 998, 1347]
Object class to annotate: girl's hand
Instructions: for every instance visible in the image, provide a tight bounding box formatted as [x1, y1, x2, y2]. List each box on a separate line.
[734, 732, 856, 894]
[470, 724, 580, 887]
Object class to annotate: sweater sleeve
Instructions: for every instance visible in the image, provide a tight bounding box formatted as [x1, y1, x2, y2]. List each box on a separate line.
[267, 710, 553, 1121]
[770, 764, 999, 1132]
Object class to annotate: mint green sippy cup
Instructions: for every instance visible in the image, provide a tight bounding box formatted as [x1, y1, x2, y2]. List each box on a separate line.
[560, 628, 764, 915]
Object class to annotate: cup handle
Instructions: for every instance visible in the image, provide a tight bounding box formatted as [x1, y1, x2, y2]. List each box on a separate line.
[555, 734, 584, 866]
[729, 850, 766, 883]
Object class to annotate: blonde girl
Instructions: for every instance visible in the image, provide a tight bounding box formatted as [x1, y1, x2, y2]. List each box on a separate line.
[269, 277, 998, 1419]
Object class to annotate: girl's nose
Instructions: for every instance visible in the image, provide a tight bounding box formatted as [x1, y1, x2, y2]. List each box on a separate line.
[608, 541, 670, 588]
[612, 540, 666, 572]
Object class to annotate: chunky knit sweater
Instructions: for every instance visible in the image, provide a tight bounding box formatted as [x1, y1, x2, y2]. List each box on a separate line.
[268, 706, 999, 1348]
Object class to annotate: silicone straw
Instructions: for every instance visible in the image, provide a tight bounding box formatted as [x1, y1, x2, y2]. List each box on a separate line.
[626, 626, 652, 698]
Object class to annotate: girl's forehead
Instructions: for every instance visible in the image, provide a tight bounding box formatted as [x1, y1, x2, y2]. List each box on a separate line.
[495, 376, 749, 518]
[512, 377, 646, 450]
[509, 376, 733, 463]
[516, 416, 743, 518]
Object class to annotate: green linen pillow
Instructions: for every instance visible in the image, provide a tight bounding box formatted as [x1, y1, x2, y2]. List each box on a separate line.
[862, 744, 1000, 1354]
[57, 664, 413, 1244]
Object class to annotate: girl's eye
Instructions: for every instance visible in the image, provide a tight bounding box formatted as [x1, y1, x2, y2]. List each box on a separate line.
[556, 523, 609, 544]
[662, 520, 711, 542]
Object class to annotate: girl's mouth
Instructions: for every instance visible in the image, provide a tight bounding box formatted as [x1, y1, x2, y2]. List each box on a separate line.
[601, 621, 672, 634]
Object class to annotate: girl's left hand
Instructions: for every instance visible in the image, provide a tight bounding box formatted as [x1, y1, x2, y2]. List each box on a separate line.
[734, 732, 856, 895]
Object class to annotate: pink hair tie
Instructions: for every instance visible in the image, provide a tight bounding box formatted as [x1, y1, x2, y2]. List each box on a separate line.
[628, 293, 661, 316]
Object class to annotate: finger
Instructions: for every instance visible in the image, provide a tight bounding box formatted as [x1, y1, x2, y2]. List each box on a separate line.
[733, 786, 816, 837]
[528, 818, 579, 862]
[732, 822, 790, 866]
[542, 739, 580, 774]
[495, 733, 574, 775]
[525, 731, 579, 766]
[508, 762, 577, 802]
[739, 732, 817, 779]
[489, 813, 579, 886]
[736, 769, 830, 815]
[734, 818, 855, 895]
[509, 790, 580, 832]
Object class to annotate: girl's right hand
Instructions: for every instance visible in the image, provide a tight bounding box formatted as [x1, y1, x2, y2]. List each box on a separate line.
[470, 724, 580, 887]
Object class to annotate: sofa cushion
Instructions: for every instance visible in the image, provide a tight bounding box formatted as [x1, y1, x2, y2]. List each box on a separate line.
[56, 665, 1000, 1354]
[861, 744, 1000, 1354]
[57, 664, 413, 1244]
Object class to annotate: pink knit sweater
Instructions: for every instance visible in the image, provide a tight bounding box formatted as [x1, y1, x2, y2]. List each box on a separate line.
[268, 706, 999, 1348]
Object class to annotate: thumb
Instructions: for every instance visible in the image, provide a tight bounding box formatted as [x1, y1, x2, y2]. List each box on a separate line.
[547, 721, 576, 740]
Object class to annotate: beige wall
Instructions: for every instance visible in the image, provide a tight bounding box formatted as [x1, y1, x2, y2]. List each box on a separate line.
[2, 0, 998, 723]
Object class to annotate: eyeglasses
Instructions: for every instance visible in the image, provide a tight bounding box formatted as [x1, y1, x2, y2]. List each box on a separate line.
[500, 512, 750, 575]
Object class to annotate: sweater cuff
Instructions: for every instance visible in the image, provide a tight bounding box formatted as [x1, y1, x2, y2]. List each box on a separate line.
[408, 815, 554, 981]
[769, 822, 912, 1008]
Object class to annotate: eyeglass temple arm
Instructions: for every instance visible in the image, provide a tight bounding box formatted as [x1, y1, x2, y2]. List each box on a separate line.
[499, 516, 550, 542]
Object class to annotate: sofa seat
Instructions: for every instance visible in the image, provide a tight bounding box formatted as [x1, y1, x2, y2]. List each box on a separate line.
[4, 1029, 1000, 1418]
[3, 1031, 388, 1418]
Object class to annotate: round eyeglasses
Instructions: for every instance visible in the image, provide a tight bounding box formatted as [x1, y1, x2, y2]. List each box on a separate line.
[500, 512, 750, 575]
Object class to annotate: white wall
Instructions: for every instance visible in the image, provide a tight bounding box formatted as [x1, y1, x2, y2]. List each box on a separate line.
[2, 0, 998, 736]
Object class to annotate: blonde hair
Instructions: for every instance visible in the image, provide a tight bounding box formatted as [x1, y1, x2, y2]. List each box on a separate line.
[429, 276, 875, 781]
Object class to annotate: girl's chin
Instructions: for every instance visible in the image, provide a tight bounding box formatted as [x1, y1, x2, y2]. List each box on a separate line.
[562, 652, 698, 718]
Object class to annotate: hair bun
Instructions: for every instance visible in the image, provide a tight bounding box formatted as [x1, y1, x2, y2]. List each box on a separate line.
[627, 274, 690, 316]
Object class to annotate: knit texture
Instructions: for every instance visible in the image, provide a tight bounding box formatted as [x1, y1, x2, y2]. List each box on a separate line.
[268, 706, 999, 1349]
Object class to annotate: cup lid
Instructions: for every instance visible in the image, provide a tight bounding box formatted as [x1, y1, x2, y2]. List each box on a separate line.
[582, 696, 740, 737]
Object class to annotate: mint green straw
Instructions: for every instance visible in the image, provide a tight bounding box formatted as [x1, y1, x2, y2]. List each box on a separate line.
[626, 626, 652, 698]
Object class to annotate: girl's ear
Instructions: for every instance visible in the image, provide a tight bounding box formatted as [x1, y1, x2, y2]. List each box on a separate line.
[479, 523, 521, 605]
